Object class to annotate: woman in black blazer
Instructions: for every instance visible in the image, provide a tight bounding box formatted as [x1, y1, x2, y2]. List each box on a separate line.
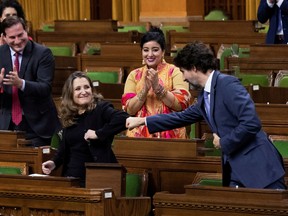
[42, 71, 129, 187]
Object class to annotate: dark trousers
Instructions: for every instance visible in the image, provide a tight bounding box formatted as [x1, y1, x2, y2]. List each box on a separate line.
[224, 161, 286, 189]
[275, 35, 286, 44]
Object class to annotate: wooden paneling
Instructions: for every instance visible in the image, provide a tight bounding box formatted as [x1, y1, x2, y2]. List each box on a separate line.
[154, 184, 288, 215]
[0, 182, 151, 216]
[54, 20, 117, 32]
[113, 137, 222, 194]
[90, 0, 112, 19]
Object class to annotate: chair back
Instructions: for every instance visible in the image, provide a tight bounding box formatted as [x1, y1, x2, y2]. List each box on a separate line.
[204, 9, 229, 21]
[0, 161, 28, 175]
[274, 70, 288, 87]
[239, 74, 270, 87]
[269, 135, 288, 158]
[42, 42, 77, 56]
[192, 172, 222, 186]
[86, 67, 123, 84]
[125, 168, 148, 197]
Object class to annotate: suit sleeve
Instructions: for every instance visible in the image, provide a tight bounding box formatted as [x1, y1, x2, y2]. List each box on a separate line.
[219, 79, 262, 155]
[95, 101, 130, 140]
[257, 0, 274, 23]
[23, 48, 54, 98]
[146, 104, 204, 134]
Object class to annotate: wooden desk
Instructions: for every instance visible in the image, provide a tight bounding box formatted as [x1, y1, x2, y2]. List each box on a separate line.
[54, 20, 118, 32]
[195, 103, 288, 138]
[249, 44, 288, 58]
[100, 42, 141, 57]
[0, 130, 25, 148]
[0, 147, 54, 174]
[113, 137, 221, 194]
[189, 20, 259, 33]
[86, 163, 126, 197]
[225, 56, 288, 75]
[153, 184, 288, 215]
[77, 54, 174, 80]
[246, 85, 288, 104]
[0, 182, 151, 216]
[0, 174, 80, 187]
[93, 82, 124, 99]
[35, 31, 140, 52]
[168, 31, 265, 55]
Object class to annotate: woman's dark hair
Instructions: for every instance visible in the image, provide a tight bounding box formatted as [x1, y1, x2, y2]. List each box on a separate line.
[0, 0, 26, 20]
[174, 41, 218, 73]
[60, 71, 103, 127]
[140, 27, 166, 51]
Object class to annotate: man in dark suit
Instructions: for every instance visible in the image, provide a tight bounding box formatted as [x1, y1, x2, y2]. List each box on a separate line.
[0, 16, 61, 147]
[126, 41, 286, 189]
[257, 0, 288, 44]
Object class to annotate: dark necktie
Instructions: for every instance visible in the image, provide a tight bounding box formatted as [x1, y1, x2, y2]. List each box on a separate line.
[204, 91, 210, 120]
[277, 10, 282, 33]
[12, 52, 22, 125]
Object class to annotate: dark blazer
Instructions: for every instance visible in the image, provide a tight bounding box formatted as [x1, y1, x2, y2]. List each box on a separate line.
[257, 0, 288, 44]
[146, 71, 285, 188]
[0, 40, 61, 138]
[53, 101, 129, 182]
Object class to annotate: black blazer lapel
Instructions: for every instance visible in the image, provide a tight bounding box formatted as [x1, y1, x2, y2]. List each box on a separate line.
[19, 40, 33, 78]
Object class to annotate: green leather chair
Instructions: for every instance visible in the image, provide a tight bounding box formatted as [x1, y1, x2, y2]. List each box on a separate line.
[118, 26, 146, 33]
[0, 162, 28, 175]
[42, 24, 55, 32]
[50, 132, 61, 150]
[86, 71, 120, 84]
[278, 76, 288, 87]
[204, 9, 229, 21]
[0, 167, 22, 175]
[125, 169, 148, 197]
[219, 46, 250, 70]
[161, 26, 189, 41]
[199, 179, 223, 186]
[239, 74, 270, 87]
[48, 46, 73, 57]
[272, 140, 288, 158]
[125, 173, 142, 197]
[83, 43, 101, 55]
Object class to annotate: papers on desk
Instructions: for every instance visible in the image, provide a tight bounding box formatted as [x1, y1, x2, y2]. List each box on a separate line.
[29, 173, 49, 177]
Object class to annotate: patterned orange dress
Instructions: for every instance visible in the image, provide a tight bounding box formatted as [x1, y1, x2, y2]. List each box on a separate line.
[122, 61, 190, 138]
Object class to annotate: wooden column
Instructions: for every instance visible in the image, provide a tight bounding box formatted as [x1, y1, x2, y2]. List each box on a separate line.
[139, 0, 204, 24]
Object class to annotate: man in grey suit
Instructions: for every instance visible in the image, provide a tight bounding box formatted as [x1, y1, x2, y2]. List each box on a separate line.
[0, 16, 61, 147]
[126, 41, 286, 189]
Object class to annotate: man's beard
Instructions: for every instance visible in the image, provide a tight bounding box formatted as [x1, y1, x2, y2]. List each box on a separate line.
[186, 81, 202, 91]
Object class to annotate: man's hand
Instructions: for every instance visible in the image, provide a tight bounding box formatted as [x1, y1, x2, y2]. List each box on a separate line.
[126, 117, 145, 130]
[3, 66, 23, 89]
[0, 68, 4, 86]
[213, 133, 221, 149]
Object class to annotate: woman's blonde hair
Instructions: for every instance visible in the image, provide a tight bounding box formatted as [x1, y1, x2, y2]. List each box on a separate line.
[60, 71, 103, 127]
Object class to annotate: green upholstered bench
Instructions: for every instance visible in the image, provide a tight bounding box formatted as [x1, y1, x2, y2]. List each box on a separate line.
[87, 71, 120, 84]
[239, 74, 270, 87]
[125, 169, 148, 197]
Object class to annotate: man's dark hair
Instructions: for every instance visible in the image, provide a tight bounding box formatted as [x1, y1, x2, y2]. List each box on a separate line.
[174, 41, 218, 73]
[2, 15, 26, 36]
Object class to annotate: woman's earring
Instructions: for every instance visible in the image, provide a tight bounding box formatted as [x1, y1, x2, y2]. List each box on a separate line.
[142, 59, 145, 65]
